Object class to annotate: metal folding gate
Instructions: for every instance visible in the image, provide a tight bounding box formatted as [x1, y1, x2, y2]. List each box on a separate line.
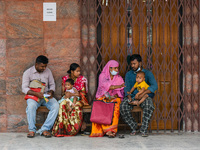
[80, 0, 200, 132]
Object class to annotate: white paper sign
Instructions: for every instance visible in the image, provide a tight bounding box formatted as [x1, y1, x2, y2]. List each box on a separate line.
[43, 3, 56, 21]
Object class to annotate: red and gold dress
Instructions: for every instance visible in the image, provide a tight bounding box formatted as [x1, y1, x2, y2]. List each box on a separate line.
[52, 75, 88, 136]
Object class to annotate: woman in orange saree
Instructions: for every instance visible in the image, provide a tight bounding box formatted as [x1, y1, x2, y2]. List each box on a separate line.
[90, 60, 125, 138]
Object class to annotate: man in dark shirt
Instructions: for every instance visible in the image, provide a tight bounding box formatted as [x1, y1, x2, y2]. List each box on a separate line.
[120, 54, 158, 137]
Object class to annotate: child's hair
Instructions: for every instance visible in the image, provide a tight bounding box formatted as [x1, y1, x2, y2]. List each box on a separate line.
[137, 71, 145, 77]
[65, 79, 74, 85]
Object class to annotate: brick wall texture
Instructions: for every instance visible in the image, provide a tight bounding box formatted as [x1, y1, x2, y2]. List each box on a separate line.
[0, 0, 80, 132]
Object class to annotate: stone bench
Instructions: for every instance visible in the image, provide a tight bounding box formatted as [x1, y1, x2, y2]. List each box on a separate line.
[36, 105, 143, 127]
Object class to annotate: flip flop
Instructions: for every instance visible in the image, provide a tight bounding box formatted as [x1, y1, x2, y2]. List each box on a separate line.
[42, 130, 52, 138]
[119, 134, 125, 138]
[130, 130, 137, 136]
[27, 131, 35, 138]
[141, 132, 148, 137]
[108, 135, 115, 138]
[81, 131, 90, 136]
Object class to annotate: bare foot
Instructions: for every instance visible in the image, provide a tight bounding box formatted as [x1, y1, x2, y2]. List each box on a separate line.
[106, 131, 116, 138]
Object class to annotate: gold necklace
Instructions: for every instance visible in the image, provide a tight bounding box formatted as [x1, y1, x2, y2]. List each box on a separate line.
[70, 75, 77, 81]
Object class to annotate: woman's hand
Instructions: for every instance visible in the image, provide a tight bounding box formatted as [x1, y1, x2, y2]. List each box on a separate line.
[120, 83, 126, 88]
[61, 81, 65, 96]
[64, 92, 71, 99]
[105, 95, 117, 102]
[113, 94, 118, 98]
[127, 91, 131, 95]
[110, 96, 116, 100]
[71, 103, 75, 108]
[109, 83, 125, 90]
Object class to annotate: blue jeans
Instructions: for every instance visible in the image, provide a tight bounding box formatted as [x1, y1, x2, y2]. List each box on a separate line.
[26, 98, 59, 134]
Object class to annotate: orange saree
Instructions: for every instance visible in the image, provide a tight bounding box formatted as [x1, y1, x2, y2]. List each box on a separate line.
[90, 60, 124, 137]
[90, 97, 121, 137]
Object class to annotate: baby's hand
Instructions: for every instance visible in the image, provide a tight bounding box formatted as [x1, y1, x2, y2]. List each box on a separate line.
[132, 101, 138, 105]
[64, 92, 71, 99]
[68, 106, 72, 112]
[120, 83, 126, 88]
[135, 94, 139, 100]
[129, 100, 139, 106]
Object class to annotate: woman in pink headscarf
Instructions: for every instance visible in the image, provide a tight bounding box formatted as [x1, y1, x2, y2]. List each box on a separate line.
[90, 60, 125, 138]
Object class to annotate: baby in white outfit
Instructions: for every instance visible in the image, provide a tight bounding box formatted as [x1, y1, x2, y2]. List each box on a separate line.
[58, 79, 79, 111]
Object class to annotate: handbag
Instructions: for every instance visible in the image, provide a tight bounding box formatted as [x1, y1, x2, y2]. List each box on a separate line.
[90, 100, 115, 125]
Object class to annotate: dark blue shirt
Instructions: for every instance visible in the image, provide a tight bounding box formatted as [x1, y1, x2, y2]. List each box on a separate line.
[124, 69, 158, 97]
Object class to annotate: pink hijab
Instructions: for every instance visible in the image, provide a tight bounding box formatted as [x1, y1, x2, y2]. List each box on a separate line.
[96, 60, 124, 99]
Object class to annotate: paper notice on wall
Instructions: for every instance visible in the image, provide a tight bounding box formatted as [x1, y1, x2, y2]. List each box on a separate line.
[43, 3, 56, 21]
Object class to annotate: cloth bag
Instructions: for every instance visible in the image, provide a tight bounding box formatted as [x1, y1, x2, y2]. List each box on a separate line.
[90, 100, 115, 125]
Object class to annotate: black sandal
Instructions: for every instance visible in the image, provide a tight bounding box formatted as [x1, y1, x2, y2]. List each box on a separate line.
[119, 134, 125, 138]
[108, 135, 115, 138]
[81, 131, 90, 136]
[42, 130, 52, 138]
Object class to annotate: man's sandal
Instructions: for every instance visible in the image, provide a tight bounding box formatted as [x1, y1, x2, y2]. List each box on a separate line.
[141, 132, 148, 137]
[119, 134, 125, 138]
[27, 131, 35, 138]
[42, 130, 52, 138]
[130, 130, 138, 136]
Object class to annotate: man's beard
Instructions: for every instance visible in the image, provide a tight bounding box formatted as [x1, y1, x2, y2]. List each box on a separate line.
[36, 69, 44, 73]
[133, 67, 141, 72]
[132, 67, 138, 71]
